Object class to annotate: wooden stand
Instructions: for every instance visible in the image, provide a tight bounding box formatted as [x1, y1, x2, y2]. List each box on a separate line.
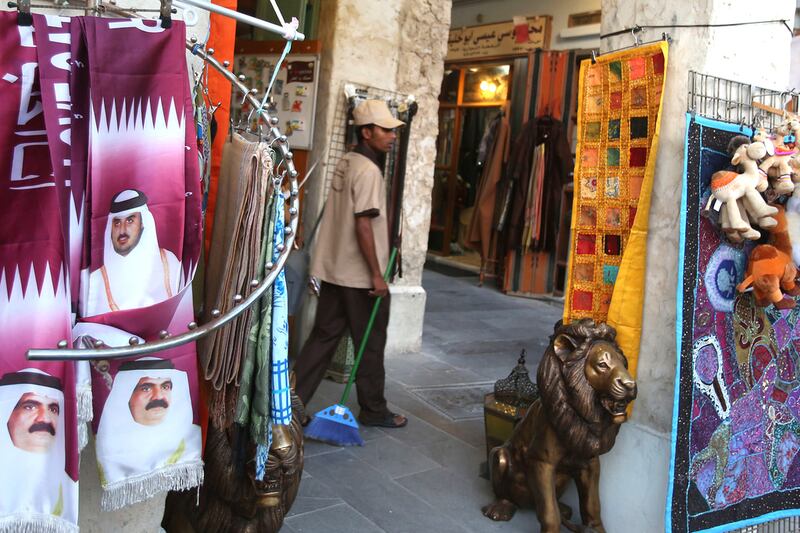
[483, 393, 529, 460]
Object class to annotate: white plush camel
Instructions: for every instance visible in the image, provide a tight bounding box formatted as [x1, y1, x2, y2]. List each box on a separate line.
[708, 136, 778, 240]
[719, 199, 761, 242]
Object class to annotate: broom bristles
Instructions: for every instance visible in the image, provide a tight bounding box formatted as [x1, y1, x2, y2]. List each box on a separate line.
[304, 404, 364, 446]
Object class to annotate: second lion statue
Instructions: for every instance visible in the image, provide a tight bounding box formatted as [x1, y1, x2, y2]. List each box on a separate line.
[483, 319, 637, 533]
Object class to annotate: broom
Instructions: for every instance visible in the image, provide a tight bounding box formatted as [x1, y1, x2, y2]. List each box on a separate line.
[304, 247, 398, 446]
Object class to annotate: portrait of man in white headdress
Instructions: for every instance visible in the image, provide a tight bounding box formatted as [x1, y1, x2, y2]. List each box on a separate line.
[83, 189, 183, 316]
[96, 358, 202, 491]
[0, 369, 78, 524]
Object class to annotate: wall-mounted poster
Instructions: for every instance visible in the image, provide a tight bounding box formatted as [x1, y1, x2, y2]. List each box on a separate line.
[447, 16, 551, 61]
[232, 53, 320, 150]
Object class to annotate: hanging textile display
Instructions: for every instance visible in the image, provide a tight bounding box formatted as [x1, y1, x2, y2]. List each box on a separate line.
[498, 116, 572, 295]
[467, 110, 509, 277]
[67, 17, 204, 510]
[202, 134, 272, 425]
[6, 13, 204, 514]
[203, 0, 238, 255]
[563, 41, 668, 378]
[33, 15, 95, 449]
[531, 50, 571, 122]
[234, 189, 275, 460]
[0, 13, 79, 531]
[667, 115, 800, 532]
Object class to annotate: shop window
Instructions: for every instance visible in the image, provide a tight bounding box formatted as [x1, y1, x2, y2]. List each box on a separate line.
[462, 65, 510, 103]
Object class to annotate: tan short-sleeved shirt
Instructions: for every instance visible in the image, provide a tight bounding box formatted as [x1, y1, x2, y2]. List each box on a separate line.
[310, 152, 389, 289]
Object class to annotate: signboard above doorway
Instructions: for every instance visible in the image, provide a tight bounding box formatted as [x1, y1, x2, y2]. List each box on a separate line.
[446, 16, 551, 61]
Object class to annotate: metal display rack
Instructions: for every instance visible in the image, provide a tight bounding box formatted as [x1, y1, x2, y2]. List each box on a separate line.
[687, 70, 799, 130]
[14, 0, 302, 361]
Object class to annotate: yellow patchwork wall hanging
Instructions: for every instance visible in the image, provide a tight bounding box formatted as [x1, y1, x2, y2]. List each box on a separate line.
[563, 41, 669, 378]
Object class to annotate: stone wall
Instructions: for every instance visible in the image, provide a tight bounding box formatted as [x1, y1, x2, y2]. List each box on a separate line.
[598, 1, 795, 531]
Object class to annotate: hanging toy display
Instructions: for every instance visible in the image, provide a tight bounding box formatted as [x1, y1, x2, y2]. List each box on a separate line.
[754, 125, 797, 196]
[706, 135, 778, 241]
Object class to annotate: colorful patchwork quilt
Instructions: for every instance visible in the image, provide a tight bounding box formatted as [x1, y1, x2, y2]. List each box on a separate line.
[668, 115, 800, 532]
[563, 41, 668, 378]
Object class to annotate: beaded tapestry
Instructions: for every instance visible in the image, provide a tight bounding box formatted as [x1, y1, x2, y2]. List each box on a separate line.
[563, 41, 668, 378]
[668, 115, 800, 532]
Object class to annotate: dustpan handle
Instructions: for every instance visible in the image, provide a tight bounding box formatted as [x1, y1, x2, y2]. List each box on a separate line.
[340, 247, 398, 404]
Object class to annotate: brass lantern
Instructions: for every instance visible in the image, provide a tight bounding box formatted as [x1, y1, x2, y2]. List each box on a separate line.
[483, 350, 538, 460]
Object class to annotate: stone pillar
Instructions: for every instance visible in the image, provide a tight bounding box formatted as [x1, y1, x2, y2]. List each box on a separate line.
[296, 0, 451, 354]
[389, 0, 451, 353]
[598, 1, 794, 532]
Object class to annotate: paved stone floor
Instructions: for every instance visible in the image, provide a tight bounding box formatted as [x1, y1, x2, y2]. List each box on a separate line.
[284, 267, 565, 532]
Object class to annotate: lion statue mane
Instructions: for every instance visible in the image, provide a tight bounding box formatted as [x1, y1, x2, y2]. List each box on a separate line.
[538, 319, 627, 458]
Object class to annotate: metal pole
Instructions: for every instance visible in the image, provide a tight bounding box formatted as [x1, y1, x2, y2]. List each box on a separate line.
[174, 0, 304, 41]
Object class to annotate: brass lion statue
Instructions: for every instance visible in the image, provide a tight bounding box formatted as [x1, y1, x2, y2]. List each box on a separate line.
[162, 392, 304, 533]
[482, 319, 637, 533]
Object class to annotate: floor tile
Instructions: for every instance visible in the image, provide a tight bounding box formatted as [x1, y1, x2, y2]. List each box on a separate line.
[285, 502, 384, 532]
[347, 434, 440, 479]
[303, 451, 467, 533]
[395, 467, 539, 533]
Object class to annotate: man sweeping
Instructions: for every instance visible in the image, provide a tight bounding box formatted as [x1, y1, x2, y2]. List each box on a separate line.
[293, 99, 407, 430]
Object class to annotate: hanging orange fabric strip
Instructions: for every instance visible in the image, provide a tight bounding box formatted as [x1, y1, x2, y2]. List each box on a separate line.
[200, 0, 238, 449]
[203, 0, 238, 258]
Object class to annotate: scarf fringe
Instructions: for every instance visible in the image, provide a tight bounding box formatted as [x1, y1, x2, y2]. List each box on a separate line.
[0, 513, 78, 533]
[77, 421, 89, 451]
[100, 460, 204, 511]
[77, 385, 93, 423]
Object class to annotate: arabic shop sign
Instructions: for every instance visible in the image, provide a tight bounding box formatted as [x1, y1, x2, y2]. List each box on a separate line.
[447, 16, 551, 61]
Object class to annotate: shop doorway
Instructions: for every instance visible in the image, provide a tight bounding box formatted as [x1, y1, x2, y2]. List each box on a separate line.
[429, 62, 512, 265]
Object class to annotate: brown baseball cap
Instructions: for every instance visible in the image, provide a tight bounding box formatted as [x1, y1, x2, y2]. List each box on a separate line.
[353, 99, 405, 129]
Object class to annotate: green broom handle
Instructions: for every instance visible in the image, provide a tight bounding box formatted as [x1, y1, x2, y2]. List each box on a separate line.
[340, 247, 398, 404]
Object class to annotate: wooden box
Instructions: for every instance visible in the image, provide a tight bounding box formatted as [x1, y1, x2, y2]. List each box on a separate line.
[484, 392, 529, 460]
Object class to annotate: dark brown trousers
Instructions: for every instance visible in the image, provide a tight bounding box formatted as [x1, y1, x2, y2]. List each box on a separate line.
[292, 281, 390, 422]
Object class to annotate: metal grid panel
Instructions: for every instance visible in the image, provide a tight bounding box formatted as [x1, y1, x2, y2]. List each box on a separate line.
[322, 81, 410, 201]
[735, 516, 800, 532]
[687, 71, 799, 131]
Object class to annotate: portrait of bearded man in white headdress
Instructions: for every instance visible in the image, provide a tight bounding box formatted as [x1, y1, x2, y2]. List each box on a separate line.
[83, 189, 183, 316]
[95, 358, 202, 493]
[0, 369, 78, 526]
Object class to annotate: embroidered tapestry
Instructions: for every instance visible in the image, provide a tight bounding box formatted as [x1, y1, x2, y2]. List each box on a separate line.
[563, 41, 668, 378]
[667, 115, 800, 532]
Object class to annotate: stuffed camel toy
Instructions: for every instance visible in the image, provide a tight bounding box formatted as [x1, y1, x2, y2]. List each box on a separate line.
[708, 135, 778, 241]
[737, 205, 800, 309]
[757, 121, 798, 196]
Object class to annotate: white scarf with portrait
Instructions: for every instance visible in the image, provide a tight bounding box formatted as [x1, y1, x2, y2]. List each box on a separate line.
[0, 369, 77, 532]
[94, 358, 201, 510]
